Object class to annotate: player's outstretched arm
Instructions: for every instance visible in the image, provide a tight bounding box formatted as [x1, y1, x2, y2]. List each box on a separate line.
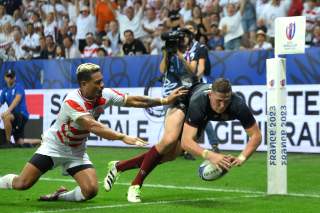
[181, 123, 231, 171]
[77, 115, 148, 146]
[124, 86, 188, 108]
[231, 122, 262, 166]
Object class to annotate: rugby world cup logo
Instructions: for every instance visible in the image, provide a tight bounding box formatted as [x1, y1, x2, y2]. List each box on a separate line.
[286, 22, 295, 40]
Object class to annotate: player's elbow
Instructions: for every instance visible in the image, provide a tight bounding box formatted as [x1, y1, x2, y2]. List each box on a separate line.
[257, 132, 262, 145]
[253, 131, 262, 147]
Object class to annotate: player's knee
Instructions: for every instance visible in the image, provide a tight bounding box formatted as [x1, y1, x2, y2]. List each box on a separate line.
[161, 135, 178, 146]
[181, 141, 187, 151]
[14, 177, 33, 190]
[81, 184, 98, 200]
[158, 139, 177, 154]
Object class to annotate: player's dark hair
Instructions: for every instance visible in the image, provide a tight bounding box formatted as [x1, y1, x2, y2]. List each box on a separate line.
[211, 78, 232, 93]
[76, 63, 101, 85]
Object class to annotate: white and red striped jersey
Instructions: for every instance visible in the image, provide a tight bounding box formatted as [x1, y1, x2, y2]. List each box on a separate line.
[42, 88, 126, 150]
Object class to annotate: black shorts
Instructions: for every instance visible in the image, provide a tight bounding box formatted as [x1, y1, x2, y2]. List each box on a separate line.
[29, 153, 94, 176]
[168, 95, 189, 114]
[167, 83, 203, 114]
[12, 112, 28, 141]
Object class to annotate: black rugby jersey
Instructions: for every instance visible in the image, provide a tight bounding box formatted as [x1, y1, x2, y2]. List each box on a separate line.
[186, 84, 256, 129]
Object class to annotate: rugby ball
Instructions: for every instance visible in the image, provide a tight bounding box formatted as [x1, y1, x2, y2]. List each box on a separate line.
[198, 160, 227, 181]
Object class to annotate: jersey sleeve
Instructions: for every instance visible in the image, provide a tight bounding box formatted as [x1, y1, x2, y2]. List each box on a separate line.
[236, 102, 256, 129]
[63, 99, 90, 122]
[185, 101, 206, 128]
[103, 88, 126, 106]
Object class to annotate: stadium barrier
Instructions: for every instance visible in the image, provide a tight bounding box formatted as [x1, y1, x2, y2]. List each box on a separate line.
[1, 47, 320, 89]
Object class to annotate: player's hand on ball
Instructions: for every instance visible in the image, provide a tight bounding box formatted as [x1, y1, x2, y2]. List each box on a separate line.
[122, 135, 148, 147]
[207, 152, 232, 171]
[165, 86, 189, 104]
[229, 154, 246, 167]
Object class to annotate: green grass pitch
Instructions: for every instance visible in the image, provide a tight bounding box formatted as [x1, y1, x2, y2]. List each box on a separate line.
[0, 147, 319, 213]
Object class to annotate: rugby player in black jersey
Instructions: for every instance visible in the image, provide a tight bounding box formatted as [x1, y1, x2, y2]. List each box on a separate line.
[182, 78, 262, 169]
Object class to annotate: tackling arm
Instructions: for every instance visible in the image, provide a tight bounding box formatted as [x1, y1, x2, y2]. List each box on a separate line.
[124, 86, 188, 108]
[76, 114, 147, 146]
[125, 95, 166, 108]
[77, 114, 127, 140]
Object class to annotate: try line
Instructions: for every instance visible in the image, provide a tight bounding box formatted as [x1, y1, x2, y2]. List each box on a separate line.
[26, 194, 264, 213]
[40, 177, 320, 198]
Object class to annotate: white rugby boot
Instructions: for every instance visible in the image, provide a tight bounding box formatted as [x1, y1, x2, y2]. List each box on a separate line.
[104, 161, 120, 192]
[127, 185, 141, 203]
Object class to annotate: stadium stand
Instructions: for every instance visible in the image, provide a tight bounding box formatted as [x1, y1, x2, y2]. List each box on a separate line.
[0, 0, 319, 61]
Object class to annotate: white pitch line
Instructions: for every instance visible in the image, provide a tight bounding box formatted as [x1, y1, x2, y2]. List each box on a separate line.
[40, 177, 263, 195]
[26, 195, 264, 213]
[39, 177, 320, 198]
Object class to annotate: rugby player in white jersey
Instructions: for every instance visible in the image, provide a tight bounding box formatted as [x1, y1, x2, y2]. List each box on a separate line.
[0, 63, 187, 202]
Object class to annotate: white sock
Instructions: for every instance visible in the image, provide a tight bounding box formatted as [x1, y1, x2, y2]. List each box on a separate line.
[58, 186, 86, 201]
[0, 174, 17, 189]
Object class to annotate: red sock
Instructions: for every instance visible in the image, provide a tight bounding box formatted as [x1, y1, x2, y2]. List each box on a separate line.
[131, 146, 162, 186]
[116, 152, 147, 172]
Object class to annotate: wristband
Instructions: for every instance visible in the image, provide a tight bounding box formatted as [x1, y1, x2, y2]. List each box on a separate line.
[238, 153, 247, 162]
[160, 98, 168, 105]
[201, 149, 209, 159]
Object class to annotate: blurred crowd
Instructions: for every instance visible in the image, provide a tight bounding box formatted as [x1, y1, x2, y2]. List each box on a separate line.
[0, 0, 319, 61]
